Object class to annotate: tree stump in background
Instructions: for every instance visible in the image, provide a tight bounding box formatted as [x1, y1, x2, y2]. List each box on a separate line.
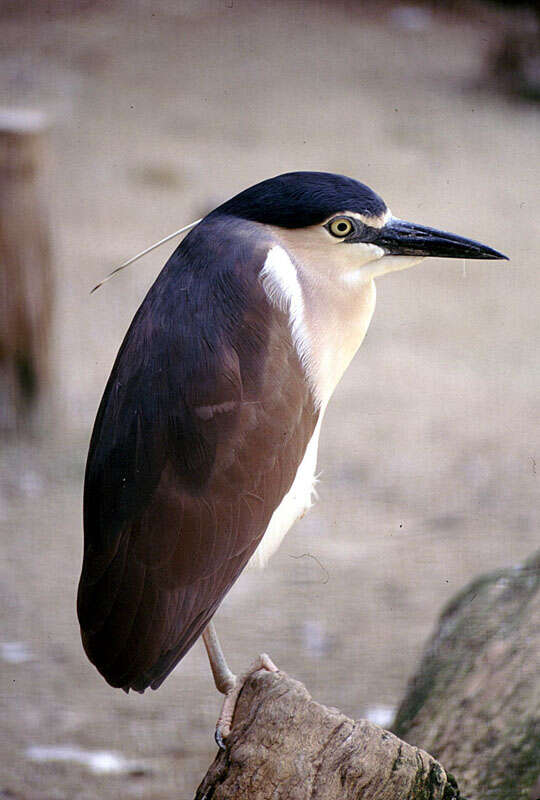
[394, 550, 540, 799]
[194, 670, 461, 800]
[0, 109, 53, 435]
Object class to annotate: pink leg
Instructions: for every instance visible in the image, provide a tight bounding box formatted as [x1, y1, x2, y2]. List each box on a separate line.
[202, 622, 278, 749]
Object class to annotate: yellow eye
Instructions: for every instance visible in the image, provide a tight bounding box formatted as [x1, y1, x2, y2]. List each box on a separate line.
[328, 217, 353, 238]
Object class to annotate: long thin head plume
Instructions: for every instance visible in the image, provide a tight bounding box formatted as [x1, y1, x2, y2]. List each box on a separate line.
[90, 219, 202, 293]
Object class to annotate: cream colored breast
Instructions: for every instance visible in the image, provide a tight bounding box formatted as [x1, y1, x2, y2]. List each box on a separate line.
[261, 227, 378, 408]
[250, 239, 377, 567]
[300, 271, 376, 406]
[248, 413, 323, 568]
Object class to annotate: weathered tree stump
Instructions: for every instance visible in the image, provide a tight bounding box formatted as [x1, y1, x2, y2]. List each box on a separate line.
[394, 550, 540, 799]
[195, 669, 461, 799]
[0, 109, 54, 435]
[195, 552, 540, 798]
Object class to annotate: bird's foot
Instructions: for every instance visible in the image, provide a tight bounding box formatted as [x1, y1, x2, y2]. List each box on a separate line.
[214, 652, 278, 749]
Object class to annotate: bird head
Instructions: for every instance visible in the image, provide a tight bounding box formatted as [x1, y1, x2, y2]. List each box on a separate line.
[209, 171, 507, 406]
[214, 171, 507, 288]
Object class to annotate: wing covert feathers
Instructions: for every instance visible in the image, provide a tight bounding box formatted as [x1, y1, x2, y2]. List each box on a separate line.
[78, 219, 318, 691]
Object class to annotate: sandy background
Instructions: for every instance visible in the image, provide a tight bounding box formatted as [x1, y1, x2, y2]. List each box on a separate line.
[1, 1, 539, 797]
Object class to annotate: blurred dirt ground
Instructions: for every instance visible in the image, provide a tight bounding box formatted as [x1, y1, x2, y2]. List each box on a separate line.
[0, 1, 539, 797]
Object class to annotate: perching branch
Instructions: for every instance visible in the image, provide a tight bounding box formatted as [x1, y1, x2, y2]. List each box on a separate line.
[194, 669, 461, 800]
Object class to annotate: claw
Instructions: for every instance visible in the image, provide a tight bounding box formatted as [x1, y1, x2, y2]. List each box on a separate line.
[214, 725, 227, 751]
[214, 653, 279, 748]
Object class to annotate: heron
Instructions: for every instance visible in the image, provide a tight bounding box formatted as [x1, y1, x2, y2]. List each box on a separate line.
[78, 171, 506, 746]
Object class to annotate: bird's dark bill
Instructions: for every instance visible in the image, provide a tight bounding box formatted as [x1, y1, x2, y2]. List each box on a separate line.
[374, 218, 507, 260]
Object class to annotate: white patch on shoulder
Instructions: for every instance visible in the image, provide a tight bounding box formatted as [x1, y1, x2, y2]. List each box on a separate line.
[248, 413, 324, 569]
[260, 245, 318, 403]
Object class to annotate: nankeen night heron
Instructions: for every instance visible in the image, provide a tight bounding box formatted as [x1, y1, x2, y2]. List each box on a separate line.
[78, 171, 506, 745]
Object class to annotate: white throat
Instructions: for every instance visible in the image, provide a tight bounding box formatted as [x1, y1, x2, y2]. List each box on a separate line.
[260, 244, 377, 408]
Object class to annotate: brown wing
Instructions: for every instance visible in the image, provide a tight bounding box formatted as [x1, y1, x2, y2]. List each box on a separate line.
[77, 218, 318, 691]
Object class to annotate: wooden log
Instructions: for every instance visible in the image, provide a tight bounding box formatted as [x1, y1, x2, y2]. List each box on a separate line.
[194, 670, 461, 800]
[0, 109, 53, 435]
[393, 550, 540, 799]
